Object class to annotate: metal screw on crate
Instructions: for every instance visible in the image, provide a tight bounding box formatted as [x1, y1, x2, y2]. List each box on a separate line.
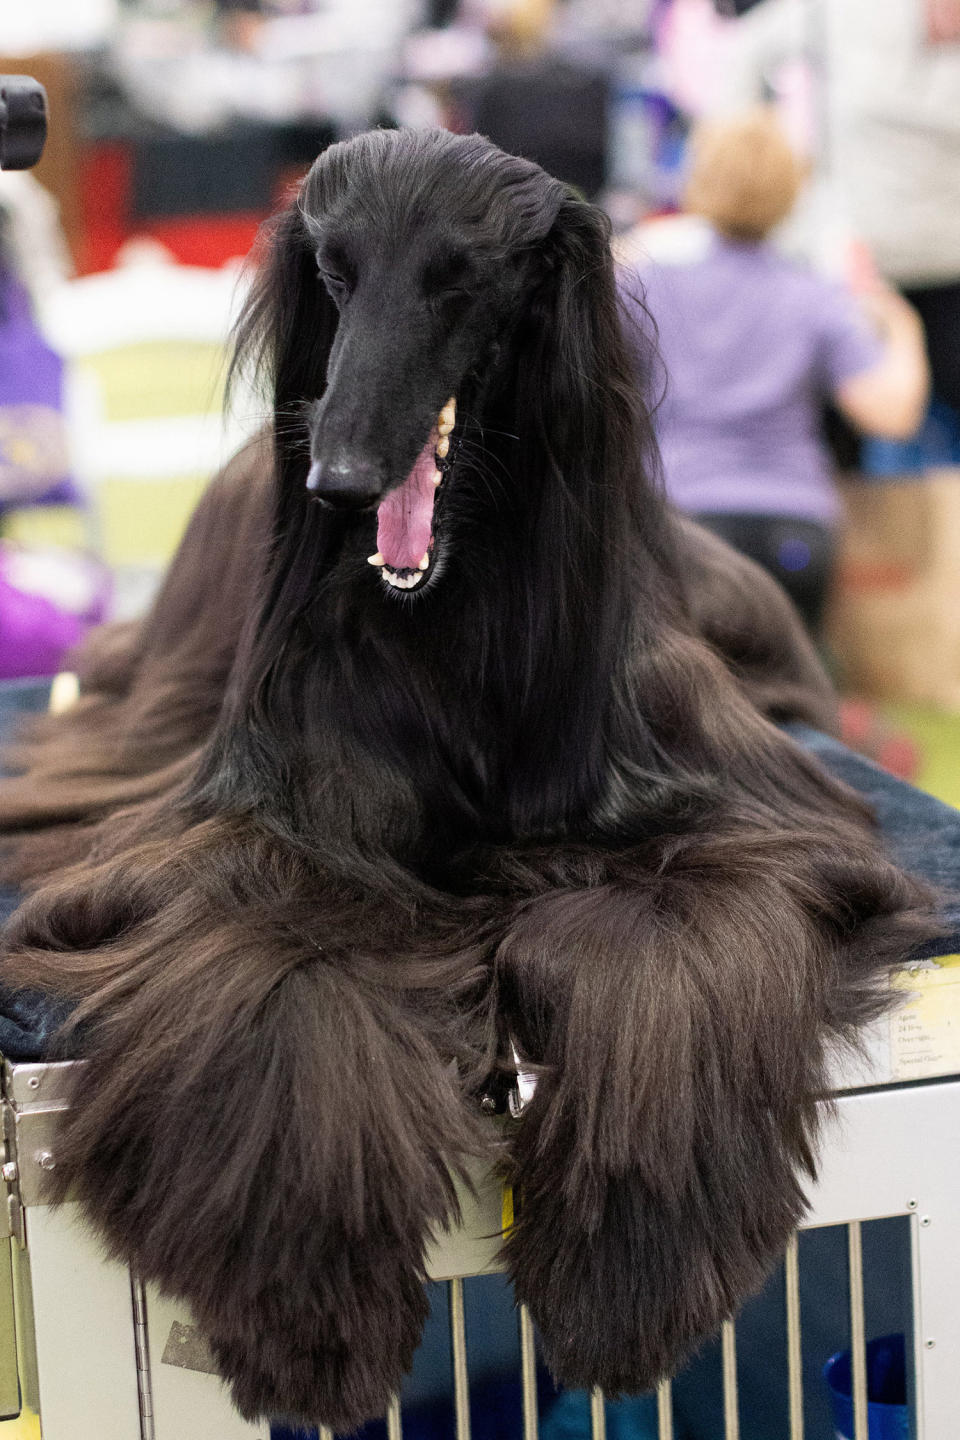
[37, 1152, 55, 1172]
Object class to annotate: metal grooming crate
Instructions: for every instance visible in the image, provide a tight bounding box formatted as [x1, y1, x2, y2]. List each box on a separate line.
[1, 1021, 959, 1440]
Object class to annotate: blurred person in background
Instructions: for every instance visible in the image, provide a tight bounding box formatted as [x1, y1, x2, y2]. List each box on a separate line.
[0, 171, 72, 313]
[716, 0, 960, 458]
[827, 0, 960, 462]
[0, 183, 74, 517]
[620, 108, 930, 635]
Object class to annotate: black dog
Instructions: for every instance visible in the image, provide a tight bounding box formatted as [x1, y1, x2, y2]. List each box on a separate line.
[0, 128, 940, 1428]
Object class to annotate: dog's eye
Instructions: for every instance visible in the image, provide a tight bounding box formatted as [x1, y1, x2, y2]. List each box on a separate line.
[423, 252, 474, 312]
[318, 269, 350, 300]
[429, 286, 473, 316]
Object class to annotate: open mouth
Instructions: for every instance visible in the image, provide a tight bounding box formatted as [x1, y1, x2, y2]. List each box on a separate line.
[366, 397, 456, 593]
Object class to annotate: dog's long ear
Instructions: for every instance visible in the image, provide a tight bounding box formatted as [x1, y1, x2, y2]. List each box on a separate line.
[511, 196, 683, 659]
[514, 195, 674, 574]
[231, 196, 340, 500]
[502, 197, 682, 833]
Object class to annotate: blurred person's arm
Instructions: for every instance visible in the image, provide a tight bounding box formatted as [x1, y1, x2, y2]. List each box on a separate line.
[926, 0, 960, 42]
[835, 288, 930, 441]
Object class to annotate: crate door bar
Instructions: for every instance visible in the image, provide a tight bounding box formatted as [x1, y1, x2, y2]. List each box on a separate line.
[519, 1304, 537, 1440]
[656, 1380, 673, 1440]
[784, 1234, 804, 1440]
[721, 1320, 739, 1440]
[386, 1395, 403, 1440]
[449, 1278, 472, 1440]
[589, 1387, 606, 1440]
[847, 1221, 869, 1440]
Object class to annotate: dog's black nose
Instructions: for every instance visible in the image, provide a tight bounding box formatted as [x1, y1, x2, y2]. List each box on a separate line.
[306, 458, 383, 510]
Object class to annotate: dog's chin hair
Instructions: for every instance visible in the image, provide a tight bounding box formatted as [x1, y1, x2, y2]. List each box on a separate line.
[0, 126, 945, 1428]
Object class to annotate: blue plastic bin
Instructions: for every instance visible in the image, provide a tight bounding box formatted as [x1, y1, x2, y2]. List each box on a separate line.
[823, 1333, 910, 1440]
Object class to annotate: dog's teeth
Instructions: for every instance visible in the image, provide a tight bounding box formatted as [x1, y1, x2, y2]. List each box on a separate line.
[418, 553, 430, 571]
[438, 419, 454, 437]
[439, 398, 456, 430]
[367, 552, 385, 567]
[432, 470, 442, 486]
[381, 566, 424, 591]
[436, 436, 450, 459]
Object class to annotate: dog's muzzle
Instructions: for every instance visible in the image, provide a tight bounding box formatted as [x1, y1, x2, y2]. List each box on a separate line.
[306, 456, 384, 510]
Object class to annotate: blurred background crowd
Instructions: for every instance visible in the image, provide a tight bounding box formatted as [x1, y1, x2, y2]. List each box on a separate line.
[1, 0, 959, 790]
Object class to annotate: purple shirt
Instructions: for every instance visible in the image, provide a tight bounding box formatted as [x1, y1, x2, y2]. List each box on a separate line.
[621, 235, 881, 524]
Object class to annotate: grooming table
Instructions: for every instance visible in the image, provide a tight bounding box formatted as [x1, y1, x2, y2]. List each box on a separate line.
[0, 683, 959, 1438]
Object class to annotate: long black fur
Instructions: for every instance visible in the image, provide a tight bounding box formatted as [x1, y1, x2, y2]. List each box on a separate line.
[0, 128, 942, 1427]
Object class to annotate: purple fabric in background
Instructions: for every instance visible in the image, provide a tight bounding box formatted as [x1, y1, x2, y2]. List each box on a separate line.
[0, 543, 110, 679]
[620, 235, 881, 524]
[0, 573, 84, 679]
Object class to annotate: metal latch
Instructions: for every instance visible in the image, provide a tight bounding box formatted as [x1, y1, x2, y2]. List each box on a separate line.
[0, 1059, 80, 1245]
[507, 1040, 538, 1119]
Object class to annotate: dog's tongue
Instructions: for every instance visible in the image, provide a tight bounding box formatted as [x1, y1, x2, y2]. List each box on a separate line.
[376, 433, 438, 571]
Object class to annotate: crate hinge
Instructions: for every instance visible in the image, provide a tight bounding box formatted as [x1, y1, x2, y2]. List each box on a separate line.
[131, 1274, 156, 1440]
[0, 1081, 23, 1247]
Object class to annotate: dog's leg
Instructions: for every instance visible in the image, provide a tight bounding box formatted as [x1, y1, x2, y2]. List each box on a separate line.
[495, 829, 935, 1393]
[3, 832, 490, 1430]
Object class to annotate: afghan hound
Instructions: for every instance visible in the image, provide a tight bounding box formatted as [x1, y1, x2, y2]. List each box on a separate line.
[0, 128, 941, 1429]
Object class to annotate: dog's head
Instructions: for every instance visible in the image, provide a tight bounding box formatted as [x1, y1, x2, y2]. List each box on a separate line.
[237, 127, 653, 608]
[297, 129, 568, 593]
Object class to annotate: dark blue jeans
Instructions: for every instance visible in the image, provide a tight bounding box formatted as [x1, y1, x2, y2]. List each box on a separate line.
[695, 513, 835, 635]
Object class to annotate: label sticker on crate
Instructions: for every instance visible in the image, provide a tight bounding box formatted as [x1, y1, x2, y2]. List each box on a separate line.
[889, 954, 960, 1081]
[501, 1182, 515, 1238]
[160, 1320, 220, 1376]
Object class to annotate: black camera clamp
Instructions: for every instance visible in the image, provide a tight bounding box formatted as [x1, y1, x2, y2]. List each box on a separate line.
[0, 75, 48, 171]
